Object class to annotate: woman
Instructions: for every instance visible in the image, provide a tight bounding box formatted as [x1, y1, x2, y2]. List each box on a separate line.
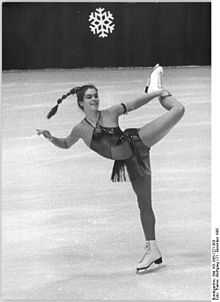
[36, 65, 185, 273]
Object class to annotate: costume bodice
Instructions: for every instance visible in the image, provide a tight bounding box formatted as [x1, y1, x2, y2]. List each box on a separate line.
[84, 112, 132, 160]
[83, 111, 151, 182]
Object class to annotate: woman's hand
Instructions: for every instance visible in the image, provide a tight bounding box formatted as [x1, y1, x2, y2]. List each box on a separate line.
[160, 89, 171, 98]
[36, 129, 52, 140]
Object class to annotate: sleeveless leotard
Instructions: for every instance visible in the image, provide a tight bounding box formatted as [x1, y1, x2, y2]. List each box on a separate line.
[87, 115, 132, 160]
[84, 112, 151, 182]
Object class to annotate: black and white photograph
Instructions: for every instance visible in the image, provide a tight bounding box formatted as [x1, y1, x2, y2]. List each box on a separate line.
[1, 1, 213, 301]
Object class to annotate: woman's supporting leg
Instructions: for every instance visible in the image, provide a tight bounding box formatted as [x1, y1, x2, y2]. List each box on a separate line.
[131, 173, 163, 272]
[138, 95, 185, 148]
[130, 174, 155, 240]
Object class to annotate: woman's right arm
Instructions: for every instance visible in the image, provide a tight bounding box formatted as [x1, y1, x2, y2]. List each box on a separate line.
[36, 125, 80, 149]
[106, 90, 165, 118]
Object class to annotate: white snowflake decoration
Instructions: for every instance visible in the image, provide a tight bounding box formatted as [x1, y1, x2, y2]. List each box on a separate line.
[89, 8, 115, 38]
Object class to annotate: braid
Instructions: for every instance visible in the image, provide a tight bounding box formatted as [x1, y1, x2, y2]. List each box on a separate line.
[47, 87, 80, 119]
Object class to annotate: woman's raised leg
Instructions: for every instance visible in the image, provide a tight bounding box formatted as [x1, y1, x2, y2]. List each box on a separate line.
[138, 94, 185, 148]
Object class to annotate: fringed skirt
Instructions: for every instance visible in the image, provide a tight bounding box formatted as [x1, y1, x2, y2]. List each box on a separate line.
[111, 128, 151, 182]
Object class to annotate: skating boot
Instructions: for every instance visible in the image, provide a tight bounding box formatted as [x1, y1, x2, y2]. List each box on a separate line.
[136, 240, 163, 273]
[145, 63, 163, 93]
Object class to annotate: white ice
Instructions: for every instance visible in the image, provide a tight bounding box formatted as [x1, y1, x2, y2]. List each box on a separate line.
[1, 67, 211, 300]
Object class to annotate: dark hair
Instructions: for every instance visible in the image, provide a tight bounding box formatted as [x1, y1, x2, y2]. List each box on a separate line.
[47, 84, 98, 119]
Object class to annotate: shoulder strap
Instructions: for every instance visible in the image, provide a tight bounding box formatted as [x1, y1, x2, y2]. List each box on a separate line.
[96, 111, 102, 127]
[84, 111, 102, 128]
[84, 117, 94, 128]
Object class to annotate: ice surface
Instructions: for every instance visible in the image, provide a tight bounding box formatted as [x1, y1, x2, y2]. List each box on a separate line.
[1, 67, 211, 300]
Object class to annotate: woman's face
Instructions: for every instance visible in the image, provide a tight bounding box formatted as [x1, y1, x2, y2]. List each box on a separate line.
[82, 88, 99, 112]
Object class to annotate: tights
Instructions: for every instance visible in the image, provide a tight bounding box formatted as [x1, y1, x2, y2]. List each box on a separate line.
[130, 174, 155, 240]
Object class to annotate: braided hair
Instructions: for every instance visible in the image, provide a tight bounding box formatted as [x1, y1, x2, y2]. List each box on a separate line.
[47, 84, 98, 119]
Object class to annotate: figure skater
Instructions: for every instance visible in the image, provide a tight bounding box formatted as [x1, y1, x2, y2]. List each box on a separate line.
[36, 65, 185, 273]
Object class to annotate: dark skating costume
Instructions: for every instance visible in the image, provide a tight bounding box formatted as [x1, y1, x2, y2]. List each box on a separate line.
[84, 107, 155, 241]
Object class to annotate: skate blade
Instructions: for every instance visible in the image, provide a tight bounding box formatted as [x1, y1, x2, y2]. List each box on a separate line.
[136, 257, 163, 274]
[136, 262, 162, 274]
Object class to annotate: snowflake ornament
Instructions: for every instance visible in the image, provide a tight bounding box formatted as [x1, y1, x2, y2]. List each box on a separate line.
[89, 8, 115, 38]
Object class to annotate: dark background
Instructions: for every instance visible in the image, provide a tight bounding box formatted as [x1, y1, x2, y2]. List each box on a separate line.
[2, 2, 211, 70]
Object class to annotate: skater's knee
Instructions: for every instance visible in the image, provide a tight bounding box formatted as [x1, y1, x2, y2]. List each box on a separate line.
[138, 199, 153, 213]
[160, 95, 185, 115]
[174, 104, 185, 120]
[177, 103, 185, 115]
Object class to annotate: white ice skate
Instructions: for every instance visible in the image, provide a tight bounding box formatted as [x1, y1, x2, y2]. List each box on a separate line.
[136, 240, 163, 273]
[145, 63, 163, 93]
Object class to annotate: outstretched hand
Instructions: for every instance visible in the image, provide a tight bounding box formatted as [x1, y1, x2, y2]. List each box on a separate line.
[36, 129, 52, 139]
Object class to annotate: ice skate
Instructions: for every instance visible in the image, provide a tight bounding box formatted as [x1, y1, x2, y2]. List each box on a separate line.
[145, 63, 163, 93]
[136, 240, 163, 273]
